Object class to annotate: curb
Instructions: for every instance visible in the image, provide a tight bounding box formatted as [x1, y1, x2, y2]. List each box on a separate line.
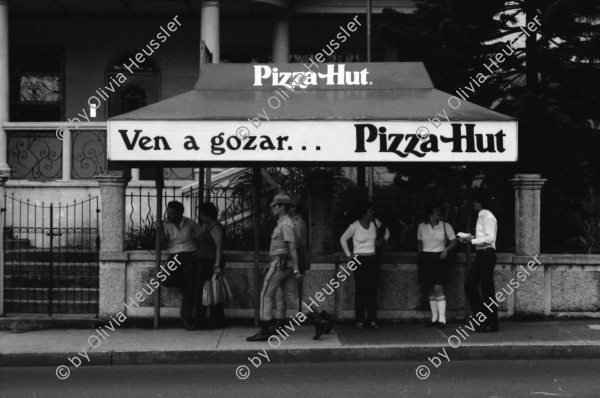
[4, 344, 600, 368]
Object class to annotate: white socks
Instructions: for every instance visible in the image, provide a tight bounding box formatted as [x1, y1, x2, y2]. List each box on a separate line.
[436, 296, 446, 323]
[429, 297, 438, 322]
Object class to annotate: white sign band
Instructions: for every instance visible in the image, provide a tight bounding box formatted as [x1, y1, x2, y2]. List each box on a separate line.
[108, 120, 518, 163]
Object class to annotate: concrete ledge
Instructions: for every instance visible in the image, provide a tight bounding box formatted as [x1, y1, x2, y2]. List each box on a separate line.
[3, 344, 600, 368]
[100, 252, 130, 262]
[0, 351, 112, 367]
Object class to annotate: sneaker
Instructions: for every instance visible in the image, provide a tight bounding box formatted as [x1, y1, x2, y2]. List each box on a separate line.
[355, 322, 365, 330]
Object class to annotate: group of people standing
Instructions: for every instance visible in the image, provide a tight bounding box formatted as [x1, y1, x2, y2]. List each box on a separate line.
[159, 200, 226, 330]
[161, 188, 500, 336]
[337, 190, 499, 333]
[417, 190, 499, 333]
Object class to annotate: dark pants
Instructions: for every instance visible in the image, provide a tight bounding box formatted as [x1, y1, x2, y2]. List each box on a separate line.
[178, 252, 203, 327]
[465, 249, 498, 328]
[353, 254, 380, 323]
[195, 258, 226, 329]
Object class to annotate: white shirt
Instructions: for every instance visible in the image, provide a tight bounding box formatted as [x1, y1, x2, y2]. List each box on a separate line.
[163, 216, 202, 254]
[340, 219, 390, 256]
[417, 222, 455, 252]
[471, 209, 497, 250]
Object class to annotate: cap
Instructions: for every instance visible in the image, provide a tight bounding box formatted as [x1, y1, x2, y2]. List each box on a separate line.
[271, 193, 291, 206]
[290, 194, 303, 207]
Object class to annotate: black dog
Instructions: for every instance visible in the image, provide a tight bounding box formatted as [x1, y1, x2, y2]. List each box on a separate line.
[313, 310, 338, 340]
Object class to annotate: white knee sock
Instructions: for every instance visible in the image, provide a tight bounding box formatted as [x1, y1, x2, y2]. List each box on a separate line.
[436, 296, 447, 323]
[429, 297, 438, 322]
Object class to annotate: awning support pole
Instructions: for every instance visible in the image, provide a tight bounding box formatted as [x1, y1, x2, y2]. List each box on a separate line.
[154, 167, 164, 329]
[366, 0, 374, 200]
[464, 185, 472, 323]
[253, 166, 261, 327]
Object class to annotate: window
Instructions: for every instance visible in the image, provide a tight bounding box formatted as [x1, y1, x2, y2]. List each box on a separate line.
[106, 52, 160, 118]
[10, 47, 64, 121]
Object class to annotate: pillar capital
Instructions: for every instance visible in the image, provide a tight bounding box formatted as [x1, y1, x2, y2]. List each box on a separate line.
[95, 170, 130, 186]
[510, 174, 547, 190]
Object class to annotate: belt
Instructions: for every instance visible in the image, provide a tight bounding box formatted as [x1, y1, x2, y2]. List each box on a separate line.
[476, 247, 496, 252]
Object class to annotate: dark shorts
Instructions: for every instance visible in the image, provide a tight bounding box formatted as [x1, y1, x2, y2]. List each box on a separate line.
[418, 252, 447, 285]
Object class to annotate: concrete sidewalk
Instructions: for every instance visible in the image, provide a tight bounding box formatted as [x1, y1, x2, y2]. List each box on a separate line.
[1, 321, 600, 367]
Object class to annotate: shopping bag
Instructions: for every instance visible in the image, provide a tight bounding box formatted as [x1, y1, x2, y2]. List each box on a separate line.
[202, 274, 232, 306]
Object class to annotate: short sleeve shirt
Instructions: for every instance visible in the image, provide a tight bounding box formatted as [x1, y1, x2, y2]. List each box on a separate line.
[417, 222, 456, 252]
[269, 215, 296, 256]
[163, 216, 202, 254]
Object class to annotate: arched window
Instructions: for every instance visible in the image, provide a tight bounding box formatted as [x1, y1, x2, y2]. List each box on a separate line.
[105, 53, 160, 118]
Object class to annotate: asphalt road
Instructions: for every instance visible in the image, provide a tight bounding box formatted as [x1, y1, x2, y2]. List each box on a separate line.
[0, 359, 597, 398]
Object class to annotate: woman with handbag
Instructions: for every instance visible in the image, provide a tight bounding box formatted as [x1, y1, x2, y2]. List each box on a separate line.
[340, 201, 389, 330]
[417, 202, 457, 329]
[195, 202, 227, 329]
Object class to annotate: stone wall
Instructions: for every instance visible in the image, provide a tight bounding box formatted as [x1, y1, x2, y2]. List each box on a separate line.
[100, 251, 600, 321]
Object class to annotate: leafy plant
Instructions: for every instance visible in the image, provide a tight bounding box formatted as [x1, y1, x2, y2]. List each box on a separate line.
[126, 216, 157, 250]
[568, 217, 600, 254]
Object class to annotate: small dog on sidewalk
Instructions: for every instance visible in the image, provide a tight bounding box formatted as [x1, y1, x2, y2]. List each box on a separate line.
[312, 310, 338, 340]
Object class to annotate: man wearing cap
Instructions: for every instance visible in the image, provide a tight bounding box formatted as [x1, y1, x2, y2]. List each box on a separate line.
[247, 193, 304, 341]
[273, 194, 310, 319]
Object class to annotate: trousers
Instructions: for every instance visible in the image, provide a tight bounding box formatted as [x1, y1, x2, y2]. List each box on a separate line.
[260, 257, 299, 321]
[353, 254, 379, 323]
[465, 249, 498, 328]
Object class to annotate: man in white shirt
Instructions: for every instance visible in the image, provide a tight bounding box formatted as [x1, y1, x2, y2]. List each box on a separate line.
[460, 190, 499, 333]
[159, 201, 202, 330]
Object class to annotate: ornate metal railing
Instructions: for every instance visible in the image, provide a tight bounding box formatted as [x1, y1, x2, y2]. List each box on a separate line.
[2, 194, 100, 315]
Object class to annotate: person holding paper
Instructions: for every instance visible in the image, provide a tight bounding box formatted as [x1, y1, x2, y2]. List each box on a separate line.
[460, 190, 499, 333]
[417, 202, 457, 329]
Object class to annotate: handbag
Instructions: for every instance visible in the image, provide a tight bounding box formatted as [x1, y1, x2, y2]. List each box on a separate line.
[202, 274, 232, 306]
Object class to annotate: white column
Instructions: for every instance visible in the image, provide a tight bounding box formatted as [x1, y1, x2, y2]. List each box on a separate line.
[0, 1, 6, 315]
[0, 0, 11, 179]
[131, 168, 140, 181]
[61, 128, 72, 180]
[272, 17, 289, 63]
[201, 1, 220, 63]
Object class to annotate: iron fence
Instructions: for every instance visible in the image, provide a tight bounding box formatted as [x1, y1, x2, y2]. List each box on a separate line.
[125, 183, 256, 251]
[2, 194, 100, 315]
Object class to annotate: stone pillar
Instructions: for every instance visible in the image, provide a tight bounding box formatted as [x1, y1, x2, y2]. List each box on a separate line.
[96, 171, 128, 252]
[510, 174, 546, 256]
[272, 17, 289, 63]
[510, 174, 546, 318]
[130, 168, 140, 181]
[96, 171, 129, 318]
[201, 0, 220, 63]
[308, 174, 334, 254]
[0, 1, 11, 180]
